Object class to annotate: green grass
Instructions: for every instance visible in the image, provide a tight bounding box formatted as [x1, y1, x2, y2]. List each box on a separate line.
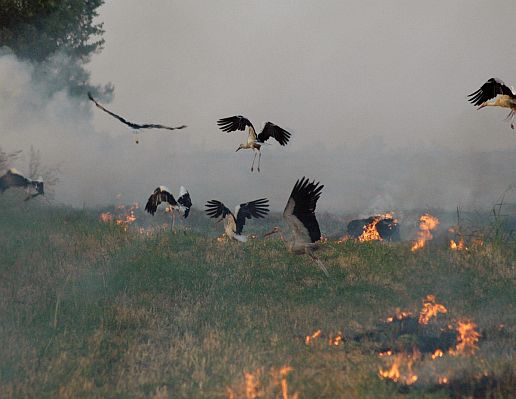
[0, 197, 515, 398]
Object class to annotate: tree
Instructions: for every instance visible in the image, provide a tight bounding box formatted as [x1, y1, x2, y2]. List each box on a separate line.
[0, 0, 112, 98]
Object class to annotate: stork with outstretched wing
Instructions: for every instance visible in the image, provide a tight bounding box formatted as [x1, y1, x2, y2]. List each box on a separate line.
[468, 78, 516, 129]
[217, 115, 292, 172]
[88, 92, 187, 143]
[145, 186, 192, 230]
[264, 177, 328, 277]
[205, 198, 269, 242]
[0, 168, 44, 201]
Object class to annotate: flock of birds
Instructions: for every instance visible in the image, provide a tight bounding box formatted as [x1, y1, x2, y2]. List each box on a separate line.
[1, 78, 515, 276]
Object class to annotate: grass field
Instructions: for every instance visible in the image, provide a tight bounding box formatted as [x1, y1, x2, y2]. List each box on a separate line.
[0, 195, 515, 398]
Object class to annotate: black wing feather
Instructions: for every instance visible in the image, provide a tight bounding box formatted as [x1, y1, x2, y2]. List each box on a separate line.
[205, 200, 232, 219]
[217, 115, 254, 132]
[289, 177, 324, 243]
[88, 92, 187, 131]
[0, 169, 31, 192]
[257, 122, 292, 146]
[177, 191, 192, 218]
[467, 78, 515, 106]
[235, 198, 269, 234]
[145, 187, 177, 216]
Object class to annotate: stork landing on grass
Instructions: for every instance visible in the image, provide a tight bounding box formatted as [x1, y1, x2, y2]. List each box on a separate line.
[205, 198, 269, 242]
[145, 186, 192, 230]
[468, 78, 516, 129]
[264, 177, 329, 277]
[0, 168, 44, 201]
[88, 92, 187, 143]
[217, 115, 292, 172]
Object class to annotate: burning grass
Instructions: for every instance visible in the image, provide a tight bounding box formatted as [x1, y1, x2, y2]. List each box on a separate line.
[0, 200, 514, 398]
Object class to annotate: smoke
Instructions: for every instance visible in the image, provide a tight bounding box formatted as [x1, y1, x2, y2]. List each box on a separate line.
[1, 0, 516, 213]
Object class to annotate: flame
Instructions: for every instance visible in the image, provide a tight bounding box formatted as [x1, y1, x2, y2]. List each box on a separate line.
[449, 320, 480, 356]
[358, 213, 394, 242]
[305, 329, 321, 345]
[431, 349, 444, 360]
[329, 332, 343, 346]
[244, 370, 262, 399]
[378, 351, 419, 385]
[450, 239, 466, 250]
[411, 214, 439, 251]
[279, 366, 295, 399]
[386, 308, 413, 323]
[418, 294, 447, 324]
[99, 201, 140, 231]
[99, 212, 113, 223]
[437, 376, 449, 384]
[379, 350, 393, 357]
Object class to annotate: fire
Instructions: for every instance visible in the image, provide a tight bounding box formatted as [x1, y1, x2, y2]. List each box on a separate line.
[378, 351, 419, 385]
[244, 369, 262, 399]
[278, 366, 296, 399]
[99, 201, 140, 231]
[449, 320, 480, 356]
[358, 212, 395, 242]
[386, 308, 412, 323]
[449, 239, 465, 250]
[99, 212, 112, 223]
[329, 331, 343, 346]
[431, 349, 444, 360]
[379, 350, 393, 357]
[305, 329, 321, 345]
[418, 294, 447, 325]
[438, 376, 449, 384]
[411, 214, 439, 251]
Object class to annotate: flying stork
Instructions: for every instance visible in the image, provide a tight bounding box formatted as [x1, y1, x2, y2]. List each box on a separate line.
[205, 198, 269, 242]
[88, 92, 187, 143]
[217, 115, 292, 172]
[0, 168, 44, 201]
[468, 78, 516, 129]
[145, 186, 192, 229]
[264, 177, 329, 277]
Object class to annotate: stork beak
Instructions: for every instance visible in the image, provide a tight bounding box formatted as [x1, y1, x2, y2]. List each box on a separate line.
[235, 147, 241, 152]
[263, 228, 279, 238]
[477, 103, 486, 110]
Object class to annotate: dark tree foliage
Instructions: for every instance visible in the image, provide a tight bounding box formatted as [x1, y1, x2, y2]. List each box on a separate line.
[0, 0, 112, 99]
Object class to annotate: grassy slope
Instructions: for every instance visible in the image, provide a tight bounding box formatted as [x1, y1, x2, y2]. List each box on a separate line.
[0, 199, 515, 398]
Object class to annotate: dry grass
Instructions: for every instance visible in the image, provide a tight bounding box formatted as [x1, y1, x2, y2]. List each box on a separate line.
[0, 197, 515, 398]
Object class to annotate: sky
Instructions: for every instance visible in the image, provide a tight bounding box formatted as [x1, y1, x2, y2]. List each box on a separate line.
[1, 1, 516, 213]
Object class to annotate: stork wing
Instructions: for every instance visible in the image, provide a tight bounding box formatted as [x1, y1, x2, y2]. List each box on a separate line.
[283, 177, 323, 243]
[217, 115, 254, 133]
[88, 92, 187, 131]
[467, 78, 516, 106]
[257, 122, 291, 146]
[234, 198, 269, 234]
[205, 200, 232, 220]
[0, 169, 31, 191]
[177, 186, 192, 218]
[145, 186, 177, 215]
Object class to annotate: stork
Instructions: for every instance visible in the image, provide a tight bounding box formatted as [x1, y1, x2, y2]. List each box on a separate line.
[0, 168, 44, 200]
[468, 78, 516, 129]
[88, 92, 187, 143]
[205, 198, 269, 242]
[217, 115, 292, 172]
[145, 186, 192, 230]
[263, 177, 329, 277]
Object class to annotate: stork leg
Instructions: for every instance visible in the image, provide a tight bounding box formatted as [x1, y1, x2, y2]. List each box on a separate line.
[257, 150, 262, 172]
[251, 150, 258, 172]
[307, 252, 330, 277]
[171, 210, 176, 233]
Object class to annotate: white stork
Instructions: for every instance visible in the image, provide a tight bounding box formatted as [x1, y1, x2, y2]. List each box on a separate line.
[88, 92, 187, 143]
[468, 78, 516, 129]
[145, 186, 192, 229]
[217, 115, 292, 172]
[205, 198, 269, 242]
[264, 177, 329, 277]
[0, 168, 44, 200]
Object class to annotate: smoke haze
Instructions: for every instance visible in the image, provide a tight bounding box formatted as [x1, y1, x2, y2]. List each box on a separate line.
[1, 1, 516, 212]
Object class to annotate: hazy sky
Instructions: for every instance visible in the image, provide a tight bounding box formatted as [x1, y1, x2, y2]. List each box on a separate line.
[2, 1, 516, 212]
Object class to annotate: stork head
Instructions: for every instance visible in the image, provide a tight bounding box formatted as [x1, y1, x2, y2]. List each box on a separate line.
[263, 226, 281, 238]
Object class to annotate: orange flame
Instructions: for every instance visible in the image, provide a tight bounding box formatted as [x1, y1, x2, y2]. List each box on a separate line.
[305, 329, 321, 345]
[99, 201, 140, 231]
[386, 308, 413, 323]
[329, 332, 344, 346]
[449, 320, 480, 356]
[411, 214, 439, 251]
[244, 370, 262, 399]
[379, 351, 419, 385]
[358, 213, 395, 242]
[418, 294, 447, 325]
[437, 376, 449, 384]
[99, 212, 113, 223]
[450, 239, 466, 251]
[431, 349, 444, 360]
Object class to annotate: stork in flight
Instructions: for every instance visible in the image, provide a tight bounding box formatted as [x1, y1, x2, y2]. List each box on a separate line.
[205, 198, 269, 242]
[264, 177, 329, 277]
[468, 78, 516, 129]
[217, 115, 292, 172]
[0, 168, 44, 201]
[145, 186, 192, 229]
[88, 92, 187, 143]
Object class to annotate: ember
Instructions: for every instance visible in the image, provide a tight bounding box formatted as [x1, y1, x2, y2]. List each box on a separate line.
[418, 294, 447, 325]
[411, 214, 439, 251]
